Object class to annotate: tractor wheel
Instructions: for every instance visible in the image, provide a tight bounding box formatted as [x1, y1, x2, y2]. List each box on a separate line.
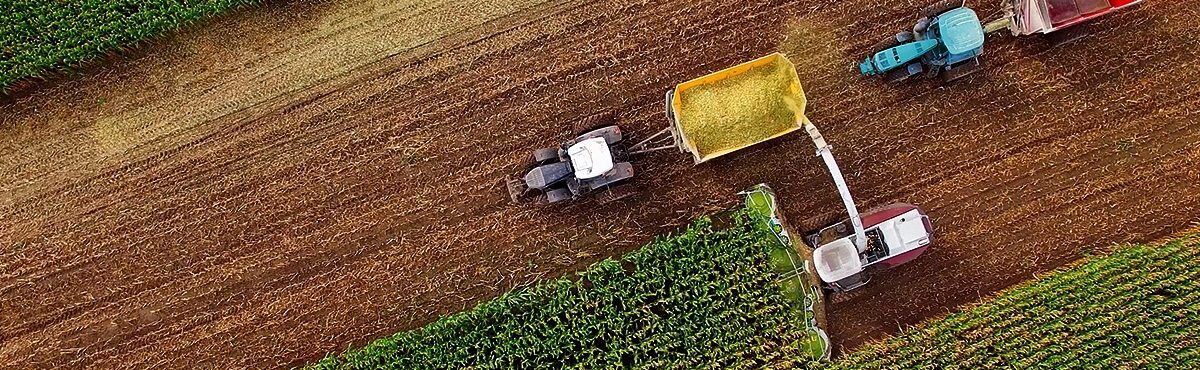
[923, 0, 962, 18]
[828, 287, 870, 305]
[545, 188, 573, 204]
[575, 111, 616, 134]
[867, 31, 913, 55]
[941, 58, 982, 83]
[867, 38, 898, 56]
[533, 147, 559, 165]
[886, 69, 909, 83]
[885, 63, 921, 83]
[1047, 26, 1091, 47]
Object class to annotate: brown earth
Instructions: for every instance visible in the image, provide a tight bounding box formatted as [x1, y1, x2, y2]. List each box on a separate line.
[2, 0, 1198, 368]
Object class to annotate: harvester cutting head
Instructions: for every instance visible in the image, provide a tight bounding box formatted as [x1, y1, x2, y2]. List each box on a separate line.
[507, 114, 635, 204]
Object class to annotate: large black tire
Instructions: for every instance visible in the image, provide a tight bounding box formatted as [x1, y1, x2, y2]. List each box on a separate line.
[868, 32, 915, 57]
[575, 111, 616, 135]
[868, 37, 899, 56]
[828, 286, 871, 305]
[1047, 26, 1091, 47]
[941, 58, 982, 83]
[532, 147, 559, 165]
[885, 62, 922, 83]
[545, 188, 573, 204]
[923, 0, 962, 18]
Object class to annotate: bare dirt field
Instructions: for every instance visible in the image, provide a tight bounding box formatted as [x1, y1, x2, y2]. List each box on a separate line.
[2, 0, 1198, 368]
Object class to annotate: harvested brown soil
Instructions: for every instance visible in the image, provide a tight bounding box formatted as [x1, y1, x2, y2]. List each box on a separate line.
[1, 0, 1197, 368]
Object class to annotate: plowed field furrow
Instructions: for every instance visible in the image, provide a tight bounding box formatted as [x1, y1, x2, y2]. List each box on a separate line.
[1, 0, 1197, 368]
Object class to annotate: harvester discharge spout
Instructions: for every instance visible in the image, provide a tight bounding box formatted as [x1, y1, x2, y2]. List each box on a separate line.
[802, 121, 867, 251]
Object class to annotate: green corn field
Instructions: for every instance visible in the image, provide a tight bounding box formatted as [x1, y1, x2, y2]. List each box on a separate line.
[308, 203, 1199, 369]
[829, 233, 1200, 369]
[311, 211, 824, 369]
[0, 0, 258, 90]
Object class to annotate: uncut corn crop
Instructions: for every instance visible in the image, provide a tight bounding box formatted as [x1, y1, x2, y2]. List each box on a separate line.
[311, 212, 823, 369]
[0, 0, 259, 89]
[826, 234, 1200, 369]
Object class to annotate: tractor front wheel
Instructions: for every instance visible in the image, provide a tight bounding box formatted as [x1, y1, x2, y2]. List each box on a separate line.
[575, 111, 616, 134]
[868, 38, 897, 56]
[868, 31, 915, 57]
[545, 188, 573, 204]
[886, 63, 922, 83]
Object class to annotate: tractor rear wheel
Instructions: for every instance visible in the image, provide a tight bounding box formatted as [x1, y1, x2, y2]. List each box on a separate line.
[923, 0, 962, 18]
[575, 111, 616, 134]
[533, 147, 559, 164]
[942, 58, 982, 83]
[545, 188, 573, 204]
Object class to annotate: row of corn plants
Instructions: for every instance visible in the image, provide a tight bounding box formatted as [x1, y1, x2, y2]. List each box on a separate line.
[828, 233, 1200, 369]
[0, 0, 258, 90]
[311, 210, 823, 369]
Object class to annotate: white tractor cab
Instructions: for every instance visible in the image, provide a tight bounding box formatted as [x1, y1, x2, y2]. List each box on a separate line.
[800, 122, 935, 293]
[568, 137, 615, 180]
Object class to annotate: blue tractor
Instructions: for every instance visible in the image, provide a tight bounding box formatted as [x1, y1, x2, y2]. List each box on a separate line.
[859, 1, 986, 83]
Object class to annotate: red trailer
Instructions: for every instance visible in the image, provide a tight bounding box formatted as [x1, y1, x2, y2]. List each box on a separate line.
[984, 0, 1144, 35]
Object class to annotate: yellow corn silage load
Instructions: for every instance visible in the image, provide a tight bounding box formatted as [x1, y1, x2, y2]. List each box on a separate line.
[669, 53, 807, 164]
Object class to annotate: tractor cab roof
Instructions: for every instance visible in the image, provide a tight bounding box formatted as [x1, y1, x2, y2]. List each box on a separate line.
[568, 137, 615, 180]
[937, 7, 985, 55]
